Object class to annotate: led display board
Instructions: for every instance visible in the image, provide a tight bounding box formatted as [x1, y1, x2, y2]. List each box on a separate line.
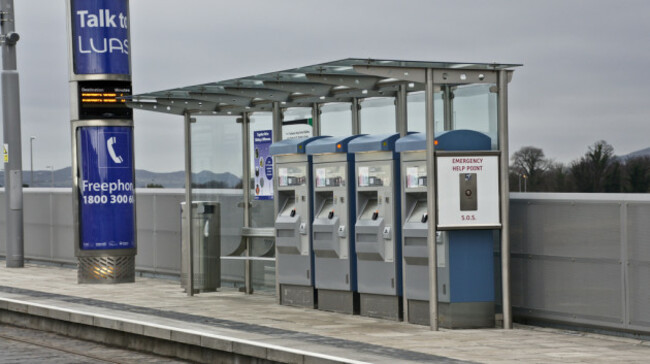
[78, 80, 132, 120]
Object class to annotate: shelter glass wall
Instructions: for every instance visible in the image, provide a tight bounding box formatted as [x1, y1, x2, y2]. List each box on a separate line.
[406, 91, 444, 133]
[360, 97, 396, 134]
[191, 116, 248, 289]
[320, 103, 352, 136]
[248, 112, 277, 292]
[451, 84, 498, 149]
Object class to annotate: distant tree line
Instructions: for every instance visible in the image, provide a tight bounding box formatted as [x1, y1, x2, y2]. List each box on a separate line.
[509, 141, 650, 193]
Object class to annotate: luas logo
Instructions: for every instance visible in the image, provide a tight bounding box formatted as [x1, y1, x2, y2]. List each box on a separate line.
[76, 8, 129, 55]
[71, 0, 130, 75]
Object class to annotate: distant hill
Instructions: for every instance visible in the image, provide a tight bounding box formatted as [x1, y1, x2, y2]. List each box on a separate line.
[620, 147, 650, 161]
[0, 167, 242, 189]
[135, 169, 241, 188]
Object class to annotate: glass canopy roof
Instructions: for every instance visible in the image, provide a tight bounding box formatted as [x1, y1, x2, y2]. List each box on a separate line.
[126, 58, 521, 116]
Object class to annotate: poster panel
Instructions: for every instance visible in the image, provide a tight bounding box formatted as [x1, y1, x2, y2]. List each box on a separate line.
[78, 126, 135, 250]
[254, 130, 273, 200]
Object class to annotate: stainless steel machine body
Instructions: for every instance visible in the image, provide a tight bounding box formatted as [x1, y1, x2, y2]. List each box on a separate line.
[270, 137, 325, 307]
[348, 133, 403, 321]
[306, 135, 363, 314]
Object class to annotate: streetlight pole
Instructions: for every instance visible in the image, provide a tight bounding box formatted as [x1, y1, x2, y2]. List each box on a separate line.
[2, 0, 25, 268]
[29, 136, 35, 187]
[523, 174, 528, 192]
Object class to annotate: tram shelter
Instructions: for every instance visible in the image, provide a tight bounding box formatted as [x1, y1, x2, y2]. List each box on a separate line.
[125, 58, 521, 330]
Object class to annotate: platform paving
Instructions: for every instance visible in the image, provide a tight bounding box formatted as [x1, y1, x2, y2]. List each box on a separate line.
[1, 264, 649, 363]
[0, 323, 188, 363]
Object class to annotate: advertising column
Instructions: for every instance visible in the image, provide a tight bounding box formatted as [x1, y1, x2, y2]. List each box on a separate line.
[67, 0, 135, 283]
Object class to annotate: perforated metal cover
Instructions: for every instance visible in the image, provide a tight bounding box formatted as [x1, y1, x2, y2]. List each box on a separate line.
[77, 256, 135, 284]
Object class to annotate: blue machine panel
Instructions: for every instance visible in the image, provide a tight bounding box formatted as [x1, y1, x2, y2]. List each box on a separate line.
[269, 136, 327, 156]
[395, 130, 491, 153]
[78, 126, 135, 250]
[448, 230, 495, 302]
[71, 0, 130, 75]
[305, 135, 365, 155]
[348, 133, 402, 153]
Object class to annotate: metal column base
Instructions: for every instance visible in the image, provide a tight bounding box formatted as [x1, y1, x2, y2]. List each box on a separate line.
[77, 256, 135, 284]
[360, 293, 402, 321]
[407, 300, 495, 328]
[407, 299, 431, 326]
[317, 290, 359, 315]
[439, 301, 495, 329]
[280, 284, 316, 308]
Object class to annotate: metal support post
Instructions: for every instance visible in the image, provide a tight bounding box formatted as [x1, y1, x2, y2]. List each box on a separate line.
[2, 0, 24, 268]
[271, 103, 282, 300]
[497, 70, 512, 329]
[396, 84, 408, 136]
[183, 112, 194, 296]
[425, 69, 438, 330]
[240, 112, 253, 294]
[311, 104, 321, 137]
[272, 102, 282, 142]
[397, 84, 409, 320]
[351, 98, 361, 135]
[443, 85, 453, 131]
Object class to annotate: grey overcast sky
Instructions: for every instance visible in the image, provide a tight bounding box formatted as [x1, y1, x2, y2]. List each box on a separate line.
[2, 0, 649, 172]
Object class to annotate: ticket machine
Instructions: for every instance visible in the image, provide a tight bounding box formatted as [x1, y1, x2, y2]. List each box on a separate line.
[396, 130, 496, 328]
[348, 133, 403, 321]
[306, 135, 364, 314]
[270, 136, 326, 307]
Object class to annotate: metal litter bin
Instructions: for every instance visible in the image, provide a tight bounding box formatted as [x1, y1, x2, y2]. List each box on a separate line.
[181, 201, 221, 293]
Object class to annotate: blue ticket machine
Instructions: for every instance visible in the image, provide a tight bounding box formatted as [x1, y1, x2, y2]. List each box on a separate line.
[270, 136, 326, 308]
[396, 130, 496, 328]
[306, 135, 364, 314]
[348, 133, 403, 321]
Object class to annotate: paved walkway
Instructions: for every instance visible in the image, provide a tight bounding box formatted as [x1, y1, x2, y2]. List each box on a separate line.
[0, 264, 649, 363]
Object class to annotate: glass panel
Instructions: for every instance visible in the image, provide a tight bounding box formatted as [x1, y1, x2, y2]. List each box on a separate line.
[248, 112, 276, 291]
[320, 102, 352, 136]
[358, 163, 392, 187]
[405, 163, 428, 188]
[190, 115, 246, 289]
[360, 97, 395, 134]
[277, 165, 307, 187]
[283, 107, 313, 139]
[315, 165, 346, 188]
[406, 91, 443, 133]
[452, 84, 498, 149]
[252, 259, 276, 293]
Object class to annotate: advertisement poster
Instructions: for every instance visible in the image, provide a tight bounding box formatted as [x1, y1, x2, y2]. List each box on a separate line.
[71, 0, 130, 75]
[254, 130, 273, 200]
[436, 155, 500, 229]
[78, 126, 135, 250]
